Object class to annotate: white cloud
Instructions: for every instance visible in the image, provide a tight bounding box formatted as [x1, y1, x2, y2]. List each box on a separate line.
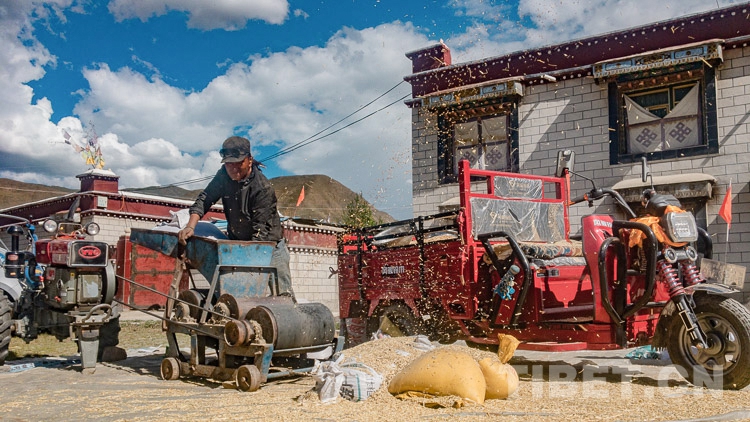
[107, 0, 290, 29]
[293, 9, 310, 19]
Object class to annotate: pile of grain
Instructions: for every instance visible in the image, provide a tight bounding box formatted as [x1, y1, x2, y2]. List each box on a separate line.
[305, 335, 497, 407]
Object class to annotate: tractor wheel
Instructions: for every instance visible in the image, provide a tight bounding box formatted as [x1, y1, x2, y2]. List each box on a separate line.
[667, 294, 750, 390]
[0, 292, 11, 365]
[367, 303, 421, 339]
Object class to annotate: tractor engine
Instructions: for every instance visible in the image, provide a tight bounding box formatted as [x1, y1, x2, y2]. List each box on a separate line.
[36, 238, 113, 311]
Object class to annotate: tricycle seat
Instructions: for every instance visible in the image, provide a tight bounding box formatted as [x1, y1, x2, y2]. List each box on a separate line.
[483, 240, 584, 265]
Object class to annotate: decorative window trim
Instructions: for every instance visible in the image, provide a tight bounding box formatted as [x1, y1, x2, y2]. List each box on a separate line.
[422, 80, 523, 110]
[608, 62, 718, 165]
[593, 41, 723, 79]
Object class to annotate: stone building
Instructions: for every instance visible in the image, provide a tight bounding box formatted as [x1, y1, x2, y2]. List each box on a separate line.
[0, 169, 342, 314]
[405, 4, 750, 286]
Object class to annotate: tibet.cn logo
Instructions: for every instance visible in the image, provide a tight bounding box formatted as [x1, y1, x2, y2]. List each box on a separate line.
[78, 245, 102, 259]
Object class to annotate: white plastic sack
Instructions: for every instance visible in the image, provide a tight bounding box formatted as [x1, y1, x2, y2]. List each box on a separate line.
[311, 356, 345, 404]
[412, 335, 434, 351]
[339, 362, 384, 402]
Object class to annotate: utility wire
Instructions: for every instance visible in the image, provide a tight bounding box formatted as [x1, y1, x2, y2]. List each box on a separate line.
[260, 91, 410, 162]
[259, 81, 406, 161]
[138, 81, 410, 190]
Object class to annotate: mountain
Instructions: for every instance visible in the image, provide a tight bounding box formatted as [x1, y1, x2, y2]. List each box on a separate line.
[0, 178, 76, 209]
[0, 175, 395, 225]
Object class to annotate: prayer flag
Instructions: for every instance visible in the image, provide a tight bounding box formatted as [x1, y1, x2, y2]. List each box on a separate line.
[296, 186, 305, 207]
[719, 180, 732, 228]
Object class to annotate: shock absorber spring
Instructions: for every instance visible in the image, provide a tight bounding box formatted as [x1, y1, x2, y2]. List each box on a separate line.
[657, 260, 684, 297]
[680, 260, 703, 287]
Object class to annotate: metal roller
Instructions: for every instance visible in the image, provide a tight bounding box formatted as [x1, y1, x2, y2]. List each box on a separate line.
[174, 289, 206, 321]
[216, 294, 295, 320]
[224, 319, 258, 347]
[245, 302, 335, 350]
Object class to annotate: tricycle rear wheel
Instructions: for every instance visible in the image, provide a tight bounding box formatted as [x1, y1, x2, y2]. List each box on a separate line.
[667, 294, 750, 390]
[367, 303, 421, 338]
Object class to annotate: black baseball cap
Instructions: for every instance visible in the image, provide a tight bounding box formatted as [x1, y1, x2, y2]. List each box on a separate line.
[220, 136, 251, 163]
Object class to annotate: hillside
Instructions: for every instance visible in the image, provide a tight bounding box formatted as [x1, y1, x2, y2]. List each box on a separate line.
[0, 174, 394, 225]
[0, 178, 76, 209]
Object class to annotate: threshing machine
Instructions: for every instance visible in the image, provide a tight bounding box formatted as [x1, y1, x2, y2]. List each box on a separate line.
[129, 226, 341, 391]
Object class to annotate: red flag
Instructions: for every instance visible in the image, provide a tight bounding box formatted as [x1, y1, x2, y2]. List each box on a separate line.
[296, 186, 305, 207]
[719, 180, 732, 228]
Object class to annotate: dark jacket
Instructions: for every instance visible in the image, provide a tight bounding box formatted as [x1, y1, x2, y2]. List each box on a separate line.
[189, 163, 283, 242]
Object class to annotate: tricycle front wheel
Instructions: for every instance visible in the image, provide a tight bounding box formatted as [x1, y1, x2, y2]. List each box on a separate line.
[667, 294, 750, 390]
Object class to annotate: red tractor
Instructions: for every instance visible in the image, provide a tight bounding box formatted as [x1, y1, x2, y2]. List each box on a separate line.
[0, 202, 120, 371]
[337, 151, 750, 390]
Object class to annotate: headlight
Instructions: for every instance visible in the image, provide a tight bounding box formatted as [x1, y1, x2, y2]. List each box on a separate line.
[662, 212, 698, 243]
[84, 222, 100, 236]
[42, 219, 58, 233]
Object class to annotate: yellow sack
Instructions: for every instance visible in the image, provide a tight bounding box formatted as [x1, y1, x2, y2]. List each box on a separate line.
[497, 334, 520, 364]
[479, 358, 519, 399]
[388, 348, 486, 404]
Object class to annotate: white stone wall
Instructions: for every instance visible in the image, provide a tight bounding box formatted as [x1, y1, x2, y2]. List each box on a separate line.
[87, 215, 159, 245]
[289, 247, 339, 317]
[411, 44, 750, 280]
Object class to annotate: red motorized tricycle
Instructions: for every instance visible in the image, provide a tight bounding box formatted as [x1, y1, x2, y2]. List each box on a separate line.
[337, 151, 750, 390]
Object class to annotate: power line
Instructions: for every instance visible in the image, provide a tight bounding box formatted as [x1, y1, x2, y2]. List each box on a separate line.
[259, 81, 406, 162]
[144, 81, 411, 190]
[259, 91, 410, 162]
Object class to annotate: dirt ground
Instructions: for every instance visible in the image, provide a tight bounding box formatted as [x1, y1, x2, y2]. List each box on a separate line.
[2, 334, 750, 422]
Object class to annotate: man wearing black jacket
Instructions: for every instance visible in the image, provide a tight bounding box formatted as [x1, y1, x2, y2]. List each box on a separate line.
[178, 136, 293, 297]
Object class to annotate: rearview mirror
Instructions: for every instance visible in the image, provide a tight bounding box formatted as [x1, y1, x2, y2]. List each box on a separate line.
[556, 150, 575, 177]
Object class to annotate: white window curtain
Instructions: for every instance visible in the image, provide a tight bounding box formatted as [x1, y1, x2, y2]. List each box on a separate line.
[625, 83, 701, 154]
[454, 121, 479, 173]
[482, 117, 508, 171]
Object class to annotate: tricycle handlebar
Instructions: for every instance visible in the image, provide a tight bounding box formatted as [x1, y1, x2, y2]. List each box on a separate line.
[570, 188, 636, 219]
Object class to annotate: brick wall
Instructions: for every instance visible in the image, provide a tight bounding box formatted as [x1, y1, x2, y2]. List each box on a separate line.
[289, 247, 339, 317]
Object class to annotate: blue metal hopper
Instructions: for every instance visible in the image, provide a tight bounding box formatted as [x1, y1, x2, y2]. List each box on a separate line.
[129, 227, 277, 300]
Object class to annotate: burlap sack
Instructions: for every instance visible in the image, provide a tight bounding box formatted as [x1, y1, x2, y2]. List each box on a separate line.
[387, 348, 486, 404]
[479, 357, 519, 399]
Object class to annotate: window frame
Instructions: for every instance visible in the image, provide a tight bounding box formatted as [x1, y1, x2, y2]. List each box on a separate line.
[608, 62, 718, 165]
[437, 100, 519, 184]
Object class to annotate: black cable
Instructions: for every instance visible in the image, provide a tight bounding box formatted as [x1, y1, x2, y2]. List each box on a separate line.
[260, 81, 406, 161]
[260, 92, 410, 161]
[129, 81, 410, 190]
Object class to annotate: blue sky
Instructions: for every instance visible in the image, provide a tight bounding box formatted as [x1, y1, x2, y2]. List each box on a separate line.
[0, 0, 740, 219]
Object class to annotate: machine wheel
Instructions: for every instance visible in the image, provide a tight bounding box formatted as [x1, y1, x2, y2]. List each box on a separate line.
[0, 292, 11, 365]
[666, 294, 750, 390]
[236, 364, 261, 392]
[160, 357, 181, 380]
[367, 303, 421, 338]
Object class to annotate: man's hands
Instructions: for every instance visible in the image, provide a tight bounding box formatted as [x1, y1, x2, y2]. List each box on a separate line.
[178, 226, 195, 245]
[179, 213, 201, 245]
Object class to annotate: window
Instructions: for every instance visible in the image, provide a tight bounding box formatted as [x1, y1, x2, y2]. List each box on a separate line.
[453, 115, 509, 173]
[608, 63, 718, 164]
[438, 104, 518, 184]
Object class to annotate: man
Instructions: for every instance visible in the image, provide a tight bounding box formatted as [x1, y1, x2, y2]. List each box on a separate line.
[178, 136, 294, 298]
